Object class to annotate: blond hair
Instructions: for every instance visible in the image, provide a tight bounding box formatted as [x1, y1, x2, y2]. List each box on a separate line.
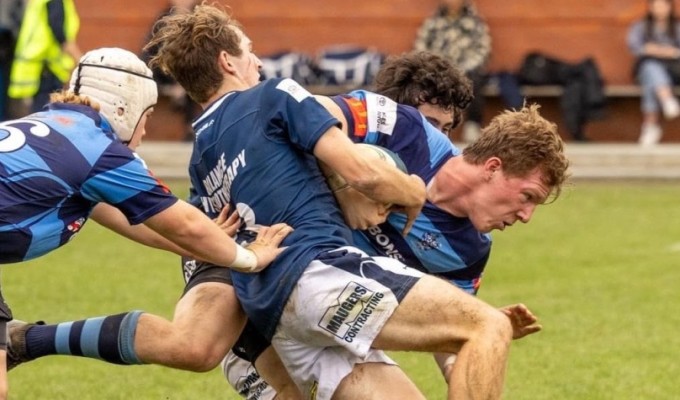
[49, 90, 101, 111]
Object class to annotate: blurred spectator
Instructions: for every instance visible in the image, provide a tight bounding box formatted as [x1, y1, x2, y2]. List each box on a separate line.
[7, 0, 81, 118]
[0, 0, 25, 121]
[627, 0, 680, 146]
[142, 0, 200, 141]
[414, 0, 491, 143]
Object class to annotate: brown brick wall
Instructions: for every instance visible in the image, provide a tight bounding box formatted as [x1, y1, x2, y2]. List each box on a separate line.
[73, 0, 676, 142]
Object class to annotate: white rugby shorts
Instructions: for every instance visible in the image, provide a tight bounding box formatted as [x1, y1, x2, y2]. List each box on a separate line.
[272, 246, 423, 400]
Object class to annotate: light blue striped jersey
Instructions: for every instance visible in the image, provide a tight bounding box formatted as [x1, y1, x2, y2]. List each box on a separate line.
[333, 90, 492, 294]
[0, 103, 177, 263]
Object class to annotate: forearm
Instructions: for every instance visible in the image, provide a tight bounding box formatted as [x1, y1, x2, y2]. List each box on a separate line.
[92, 204, 192, 257]
[143, 202, 241, 267]
[643, 43, 680, 59]
[313, 125, 425, 211]
[348, 163, 424, 208]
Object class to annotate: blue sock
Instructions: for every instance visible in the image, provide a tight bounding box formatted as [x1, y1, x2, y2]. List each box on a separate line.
[25, 311, 145, 365]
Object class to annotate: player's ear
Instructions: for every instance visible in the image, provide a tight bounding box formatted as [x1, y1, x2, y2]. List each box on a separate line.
[483, 157, 502, 174]
[218, 51, 234, 72]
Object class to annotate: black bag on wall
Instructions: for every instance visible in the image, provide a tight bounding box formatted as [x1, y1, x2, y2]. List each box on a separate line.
[518, 52, 570, 85]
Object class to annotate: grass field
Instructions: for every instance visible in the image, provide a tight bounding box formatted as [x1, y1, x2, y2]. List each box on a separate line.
[4, 180, 680, 399]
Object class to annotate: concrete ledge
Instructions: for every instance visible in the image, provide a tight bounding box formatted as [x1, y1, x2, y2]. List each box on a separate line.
[136, 142, 680, 181]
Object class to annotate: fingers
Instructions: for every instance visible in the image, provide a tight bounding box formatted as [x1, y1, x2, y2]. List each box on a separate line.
[502, 303, 537, 322]
[254, 223, 294, 246]
[216, 205, 242, 236]
[514, 323, 542, 340]
[215, 204, 231, 225]
[224, 209, 241, 228]
[401, 208, 419, 236]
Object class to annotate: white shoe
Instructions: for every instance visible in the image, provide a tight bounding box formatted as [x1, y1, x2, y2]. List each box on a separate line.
[638, 123, 662, 147]
[662, 97, 680, 120]
[462, 121, 481, 143]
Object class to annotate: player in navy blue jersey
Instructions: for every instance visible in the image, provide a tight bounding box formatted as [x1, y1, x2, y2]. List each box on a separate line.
[0, 47, 291, 399]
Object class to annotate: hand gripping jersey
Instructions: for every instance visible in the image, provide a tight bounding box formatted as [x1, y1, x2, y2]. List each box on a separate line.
[332, 90, 492, 294]
[189, 78, 352, 340]
[0, 103, 177, 263]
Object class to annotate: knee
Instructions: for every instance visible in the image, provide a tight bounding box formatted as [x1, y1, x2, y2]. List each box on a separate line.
[477, 307, 514, 345]
[177, 342, 226, 372]
[638, 60, 672, 85]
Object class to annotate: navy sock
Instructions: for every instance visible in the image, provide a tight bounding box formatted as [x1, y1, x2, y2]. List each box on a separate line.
[25, 311, 145, 365]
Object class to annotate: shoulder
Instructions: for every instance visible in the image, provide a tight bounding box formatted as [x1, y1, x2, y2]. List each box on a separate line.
[263, 78, 314, 102]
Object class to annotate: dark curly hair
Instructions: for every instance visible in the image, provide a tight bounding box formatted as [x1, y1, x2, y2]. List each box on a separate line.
[373, 51, 473, 129]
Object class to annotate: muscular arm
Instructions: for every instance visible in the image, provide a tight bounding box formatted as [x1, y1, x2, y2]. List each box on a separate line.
[313, 96, 426, 233]
[91, 203, 192, 257]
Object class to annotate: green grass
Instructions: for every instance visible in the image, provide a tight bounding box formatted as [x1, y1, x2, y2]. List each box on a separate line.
[4, 181, 680, 399]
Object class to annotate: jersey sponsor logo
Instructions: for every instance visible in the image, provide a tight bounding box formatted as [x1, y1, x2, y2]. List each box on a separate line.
[194, 118, 214, 138]
[365, 226, 404, 261]
[364, 92, 397, 135]
[275, 78, 311, 103]
[199, 150, 246, 214]
[417, 232, 441, 251]
[319, 281, 384, 343]
[66, 217, 86, 236]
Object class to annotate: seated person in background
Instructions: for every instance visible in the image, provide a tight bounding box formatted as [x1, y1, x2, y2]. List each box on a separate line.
[414, 0, 491, 143]
[627, 0, 680, 146]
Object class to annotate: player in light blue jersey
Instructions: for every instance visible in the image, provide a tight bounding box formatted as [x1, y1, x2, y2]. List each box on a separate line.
[0, 47, 291, 399]
[332, 89, 489, 294]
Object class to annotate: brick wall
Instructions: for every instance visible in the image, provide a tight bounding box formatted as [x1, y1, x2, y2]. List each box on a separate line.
[73, 0, 677, 142]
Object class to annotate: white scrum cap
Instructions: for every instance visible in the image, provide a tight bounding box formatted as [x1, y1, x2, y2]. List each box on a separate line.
[69, 47, 158, 142]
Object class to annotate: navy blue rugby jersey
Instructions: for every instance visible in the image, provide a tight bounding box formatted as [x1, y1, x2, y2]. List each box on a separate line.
[332, 90, 492, 294]
[189, 78, 351, 340]
[0, 103, 177, 264]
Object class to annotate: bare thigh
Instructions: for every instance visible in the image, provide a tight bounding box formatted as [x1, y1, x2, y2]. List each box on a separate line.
[332, 362, 426, 400]
[373, 274, 502, 353]
[136, 282, 246, 370]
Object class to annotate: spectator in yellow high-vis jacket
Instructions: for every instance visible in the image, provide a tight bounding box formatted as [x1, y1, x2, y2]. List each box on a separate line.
[7, 0, 81, 118]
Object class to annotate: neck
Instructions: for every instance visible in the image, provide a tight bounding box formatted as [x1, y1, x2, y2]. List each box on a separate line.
[201, 76, 251, 110]
[428, 157, 478, 217]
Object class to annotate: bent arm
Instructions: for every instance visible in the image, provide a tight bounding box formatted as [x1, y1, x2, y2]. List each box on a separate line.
[312, 101, 425, 209]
